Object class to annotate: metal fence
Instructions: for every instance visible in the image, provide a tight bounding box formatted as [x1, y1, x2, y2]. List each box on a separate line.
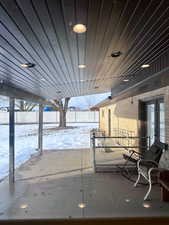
[90, 129, 150, 172]
[0, 111, 99, 124]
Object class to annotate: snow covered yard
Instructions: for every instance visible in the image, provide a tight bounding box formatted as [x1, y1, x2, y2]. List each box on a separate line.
[0, 123, 98, 180]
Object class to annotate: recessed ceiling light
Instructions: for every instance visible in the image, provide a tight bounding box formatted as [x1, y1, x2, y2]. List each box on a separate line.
[20, 63, 29, 68]
[111, 51, 122, 57]
[78, 203, 86, 208]
[143, 203, 151, 208]
[123, 79, 129, 82]
[73, 24, 87, 33]
[78, 64, 86, 69]
[80, 80, 85, 82]
[141, 64, 150, 68]
[40, 78, 46, 81]
[20, 204, 28, 209]
[20, 63, 35, 68]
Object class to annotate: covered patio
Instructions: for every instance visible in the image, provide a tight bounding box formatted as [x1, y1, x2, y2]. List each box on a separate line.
[0, 148, 169, 219]
[0, 0, 169, 224]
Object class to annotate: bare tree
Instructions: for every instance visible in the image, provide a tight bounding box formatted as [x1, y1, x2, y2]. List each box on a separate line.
[51, 97, 70, 128]
[15, 100, 37, 111]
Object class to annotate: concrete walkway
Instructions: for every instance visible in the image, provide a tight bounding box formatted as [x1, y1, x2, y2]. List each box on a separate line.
[0, 149, 169, 219]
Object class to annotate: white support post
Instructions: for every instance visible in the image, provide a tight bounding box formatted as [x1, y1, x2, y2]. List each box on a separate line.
[38, 104, 43, 155]
[9, 97, 15, 184]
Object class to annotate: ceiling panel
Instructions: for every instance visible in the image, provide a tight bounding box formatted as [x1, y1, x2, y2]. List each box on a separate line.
[0, 0, 169, 100]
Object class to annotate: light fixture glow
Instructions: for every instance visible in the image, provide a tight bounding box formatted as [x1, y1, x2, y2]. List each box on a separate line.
[78, 64, 86, 69]
[123, 79, 129, 82]
[73, 24, 87, 33]
[20, 63, 29, 68]
[111, 51, 122, 57]
[143, 203, 151, 208]
[20, 204, 28, 209]
[125, 198, 131, 202]
[80, 80, 85, 82]
[78, 203, 86, 208]
[141, 64, 150, 68]
[20, 63, 35, 68]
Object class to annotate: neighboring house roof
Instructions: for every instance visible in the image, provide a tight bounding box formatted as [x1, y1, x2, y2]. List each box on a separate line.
[90, 106, 99, 111]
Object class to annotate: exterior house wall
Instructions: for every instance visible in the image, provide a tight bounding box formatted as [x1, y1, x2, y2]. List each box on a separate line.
[99, 86, 169, 153]
[100, 98, 138, 137]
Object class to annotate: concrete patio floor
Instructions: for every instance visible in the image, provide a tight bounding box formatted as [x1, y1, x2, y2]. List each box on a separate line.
[95, 147, 127, 165]
[0, 148, 169, 219]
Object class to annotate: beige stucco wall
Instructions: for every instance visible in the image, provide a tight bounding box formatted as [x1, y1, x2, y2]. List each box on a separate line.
[99, 86, 169, 151]
[100, 98, 138, 136]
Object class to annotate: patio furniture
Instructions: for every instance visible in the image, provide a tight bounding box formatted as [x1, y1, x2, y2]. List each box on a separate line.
[158, 170, 169, 201]
[123, 141, 168, 200]
[134, 141, 168, 200]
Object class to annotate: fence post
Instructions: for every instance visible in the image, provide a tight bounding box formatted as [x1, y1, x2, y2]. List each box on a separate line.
[92, 132, 96, 172]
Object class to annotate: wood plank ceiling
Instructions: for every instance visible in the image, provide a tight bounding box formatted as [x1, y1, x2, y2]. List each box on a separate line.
[0, 0, 169, 100]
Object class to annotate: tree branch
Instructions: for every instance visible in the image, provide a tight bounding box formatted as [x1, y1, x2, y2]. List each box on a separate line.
[46, 103, 59, 111]
[27, 103, 37, 111]
[53, 99, 63, 109]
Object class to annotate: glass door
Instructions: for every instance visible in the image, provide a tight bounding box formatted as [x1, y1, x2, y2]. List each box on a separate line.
[147, 103, 155, 145]
[159, 101, 165, 142]
[146, 98, 165, 146]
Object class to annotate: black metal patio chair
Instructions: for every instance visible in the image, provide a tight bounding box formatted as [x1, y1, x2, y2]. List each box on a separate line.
[122, 141, 168, 200]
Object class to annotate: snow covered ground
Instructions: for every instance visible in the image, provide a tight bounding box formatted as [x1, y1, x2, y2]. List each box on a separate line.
[0, 123, 98, 180]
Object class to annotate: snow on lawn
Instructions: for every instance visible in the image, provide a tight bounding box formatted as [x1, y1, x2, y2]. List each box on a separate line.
[0, 123, 98, 180]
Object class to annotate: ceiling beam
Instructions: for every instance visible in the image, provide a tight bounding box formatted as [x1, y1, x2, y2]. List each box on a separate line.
[0, 83, 45, 103]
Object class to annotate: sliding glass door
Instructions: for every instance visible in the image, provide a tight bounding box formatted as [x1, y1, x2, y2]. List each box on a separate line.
[147, 103, 155, 145]
[159, 101, 165, 142]
[146, 99, 165, 145]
